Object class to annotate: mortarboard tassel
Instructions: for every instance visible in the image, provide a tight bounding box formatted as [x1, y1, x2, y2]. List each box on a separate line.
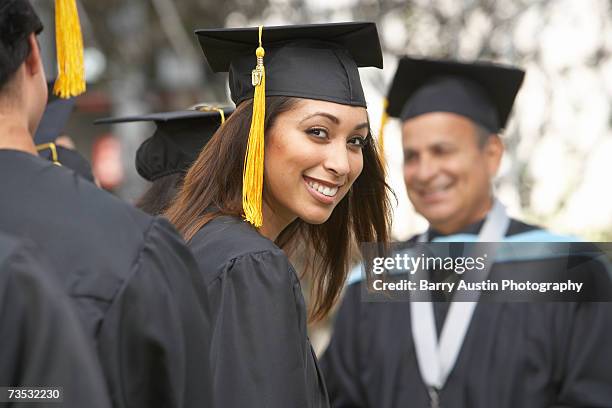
[378, 97, 389, 171]
[53, 0, 86, 98]
[242, 25, 266, 228]
[35, 143, 61, 166]
[195, 104, 226, 124]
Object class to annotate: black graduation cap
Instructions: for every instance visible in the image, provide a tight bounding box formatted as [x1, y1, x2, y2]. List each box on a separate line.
[0, 0, 43, 36]
[386, 56, 525, 133]
[94, 107, 233, 182]
[195, 22, 383, 107]
[33, 80, 95, 184]
[35, 81, 76, 144]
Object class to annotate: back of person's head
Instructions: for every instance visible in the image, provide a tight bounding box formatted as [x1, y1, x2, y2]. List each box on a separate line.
[0, 0, 43, 93]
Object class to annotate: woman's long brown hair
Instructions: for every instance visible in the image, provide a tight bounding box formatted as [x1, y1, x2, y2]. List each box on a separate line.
[165, 96, 393, 321]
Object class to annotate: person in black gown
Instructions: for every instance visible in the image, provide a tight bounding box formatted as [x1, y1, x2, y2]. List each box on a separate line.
[0, 2, 213, 407]
[320, 57, 612, 408]
[164, 23, 393, 408]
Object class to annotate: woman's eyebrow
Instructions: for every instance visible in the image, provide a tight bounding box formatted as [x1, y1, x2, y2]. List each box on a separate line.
[300, 113, 369, 131]
[300, 112, 340, 124]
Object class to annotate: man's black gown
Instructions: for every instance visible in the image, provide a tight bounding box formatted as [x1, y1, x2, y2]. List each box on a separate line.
[0, 149, 212, 408]
[0, 232, 111, 408]
[321, 218, 612, 408]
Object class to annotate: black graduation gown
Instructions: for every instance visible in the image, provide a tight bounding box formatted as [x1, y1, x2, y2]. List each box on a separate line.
[321, 218, 612, 408]
[0, 232, 111, 408]
[0, 149, 212, 408]
[189, 215, 329, 408]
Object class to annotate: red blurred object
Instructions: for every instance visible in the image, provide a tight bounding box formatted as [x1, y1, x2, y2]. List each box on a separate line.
[92, 133, 123, 190]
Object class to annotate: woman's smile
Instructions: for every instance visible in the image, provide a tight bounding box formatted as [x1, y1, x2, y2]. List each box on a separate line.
[303, 175, 342, 204]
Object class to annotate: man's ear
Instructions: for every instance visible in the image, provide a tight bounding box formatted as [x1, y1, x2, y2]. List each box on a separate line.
[485, 134, 504, 175]
[24, 33, 44, 77]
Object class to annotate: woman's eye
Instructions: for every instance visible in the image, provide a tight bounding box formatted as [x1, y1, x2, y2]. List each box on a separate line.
[348, 136, 367, 148]
[307, 128, 329, 139]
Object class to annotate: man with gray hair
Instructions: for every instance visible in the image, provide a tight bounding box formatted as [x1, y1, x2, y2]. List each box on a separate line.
[321, 56, 612, 408]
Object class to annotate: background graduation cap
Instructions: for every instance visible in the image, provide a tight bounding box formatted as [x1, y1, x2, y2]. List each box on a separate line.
[34, 80, 95, 184]
[195, 22, 383, 226]
[385, 56, 526, 134]
[94, 107, 233, 182]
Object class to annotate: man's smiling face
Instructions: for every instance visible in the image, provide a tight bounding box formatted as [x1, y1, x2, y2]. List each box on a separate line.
[402, 111, 503, 234]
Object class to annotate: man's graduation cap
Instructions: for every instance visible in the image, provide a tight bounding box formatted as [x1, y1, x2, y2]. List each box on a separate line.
[0, 0, 86, 98]
[195, 22, 383, 226]
[386, 56, 525, 133]
[94, 107, 233, 182]
[33, 80, 95, 184]
[35, 81, 76, 144]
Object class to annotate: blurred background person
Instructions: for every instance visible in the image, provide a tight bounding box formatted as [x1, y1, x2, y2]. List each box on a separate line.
[95, 106, 232, 214]
[320, 56, 612, 408]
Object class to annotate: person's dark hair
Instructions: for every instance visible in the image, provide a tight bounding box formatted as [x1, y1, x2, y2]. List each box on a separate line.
[165, 96, 393, 321]
[136, 172, 184, 216]
[0, 0, 43, 91]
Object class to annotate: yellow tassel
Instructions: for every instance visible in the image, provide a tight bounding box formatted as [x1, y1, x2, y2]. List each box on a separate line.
[378, 98, 389, 171]
[242, 26, 266, 228]
[53, 0, 86, 98]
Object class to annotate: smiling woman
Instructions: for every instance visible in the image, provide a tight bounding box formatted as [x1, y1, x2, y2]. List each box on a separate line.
[164, 22, 392, 408]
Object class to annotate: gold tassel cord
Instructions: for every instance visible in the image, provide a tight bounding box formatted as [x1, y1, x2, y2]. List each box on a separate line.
[218, 109, 225, 124]
[242, 26, 266, 228]
[378, 98, 389, 172]
[36, 143, 62, 166]
[194, 104, 226, 124]
[54, 0, 86, 98]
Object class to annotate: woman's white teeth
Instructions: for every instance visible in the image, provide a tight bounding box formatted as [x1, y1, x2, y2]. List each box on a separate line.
[307, 180, 338, 197]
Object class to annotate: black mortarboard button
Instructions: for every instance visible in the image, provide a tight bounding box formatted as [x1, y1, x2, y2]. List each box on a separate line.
[94, 107, 233, 182]
[195, 22, 383, 107]
[386, 57, 525, 133]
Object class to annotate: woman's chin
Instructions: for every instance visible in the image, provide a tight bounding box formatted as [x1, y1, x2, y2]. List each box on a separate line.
[298, 207, 334, 225]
